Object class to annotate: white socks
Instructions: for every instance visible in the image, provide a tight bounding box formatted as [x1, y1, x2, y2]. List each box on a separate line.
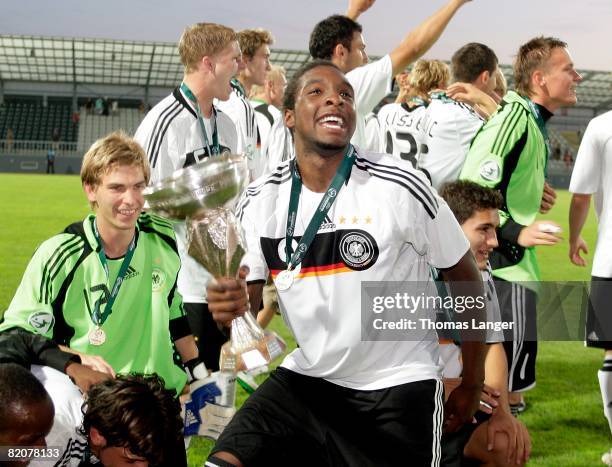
[598, 357, 612, 436]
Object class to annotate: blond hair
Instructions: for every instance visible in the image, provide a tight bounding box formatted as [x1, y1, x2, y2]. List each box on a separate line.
[249, 65, 286, 99]
[179, 23, 237, 73]
[494, 68, 507, 97]
[237, 29, 274, 60]
[81, 132, 150, 208]
[514, 36, 567, 97]
[408, 59, 450, 100]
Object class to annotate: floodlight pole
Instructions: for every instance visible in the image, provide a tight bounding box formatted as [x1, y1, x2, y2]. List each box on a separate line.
[72, 39, 78, 113]
[144, 45, 156, 109]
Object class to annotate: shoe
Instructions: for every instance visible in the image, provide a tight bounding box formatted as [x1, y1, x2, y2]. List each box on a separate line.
[509, 400, 526, 417]
[602, 448, 612, 466]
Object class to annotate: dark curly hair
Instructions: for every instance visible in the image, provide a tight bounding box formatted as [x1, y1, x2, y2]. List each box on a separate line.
[81, 374, 182, 464]
[439, 180, 504, 225]
[309, 15, 362, 61]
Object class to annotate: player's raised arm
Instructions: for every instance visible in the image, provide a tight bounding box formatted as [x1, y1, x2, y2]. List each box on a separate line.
[388, 0, 472, 76]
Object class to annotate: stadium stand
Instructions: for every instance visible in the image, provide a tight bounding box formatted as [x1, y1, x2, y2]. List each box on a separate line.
[77, 107, 143, 152]
[0, 33, 609, 179]
[0, 98, 76, 145]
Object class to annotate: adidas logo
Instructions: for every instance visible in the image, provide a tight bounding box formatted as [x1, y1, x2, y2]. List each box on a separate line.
[319, 214, 336, 231]
[124, 266, 139, 280]
[588, 331, 599, 341]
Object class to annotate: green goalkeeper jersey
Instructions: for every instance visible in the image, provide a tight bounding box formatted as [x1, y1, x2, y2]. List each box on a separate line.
[460, 90, 551, 284]
[0, 213, 189, 394]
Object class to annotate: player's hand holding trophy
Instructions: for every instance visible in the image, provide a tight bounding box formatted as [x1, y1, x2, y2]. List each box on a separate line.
[143, 154, 285, 376]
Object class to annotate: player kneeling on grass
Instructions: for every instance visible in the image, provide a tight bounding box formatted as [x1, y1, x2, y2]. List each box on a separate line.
[0, 132, 214, 465]
[439, 180, 531, 466]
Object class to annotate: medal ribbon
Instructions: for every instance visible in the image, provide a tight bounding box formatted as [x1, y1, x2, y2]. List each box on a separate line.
[284, 145, 356, 271]
[522, 96, 550, 175]
[91, 219, 137, 327]
[180, 82, 220, 157]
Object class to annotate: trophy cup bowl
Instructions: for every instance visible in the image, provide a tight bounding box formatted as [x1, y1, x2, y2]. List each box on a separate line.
[143, 154, 285, 374]
[142, 153, 249, 220]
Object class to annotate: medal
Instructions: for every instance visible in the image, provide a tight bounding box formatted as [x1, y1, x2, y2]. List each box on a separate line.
[275, 269, 294, 291]
[282, 145, 355, 288]
[89, 327, 106, 346]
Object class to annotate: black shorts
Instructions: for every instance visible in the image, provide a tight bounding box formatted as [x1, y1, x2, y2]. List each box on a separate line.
[440, 411, 491, 467]
[184, 302, 228, 371]
[586, 276, 612, 349]
[495, 280, 537, 392]
[212, 367, 443, 466]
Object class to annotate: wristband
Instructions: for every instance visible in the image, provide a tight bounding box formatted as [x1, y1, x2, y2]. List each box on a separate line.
[185, 358, 208, 382]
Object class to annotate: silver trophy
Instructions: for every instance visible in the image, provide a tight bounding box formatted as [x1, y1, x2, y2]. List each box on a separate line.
[143, 154, 285, 373]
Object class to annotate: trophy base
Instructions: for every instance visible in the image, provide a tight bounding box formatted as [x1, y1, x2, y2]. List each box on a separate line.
[219, 332, 287, 373]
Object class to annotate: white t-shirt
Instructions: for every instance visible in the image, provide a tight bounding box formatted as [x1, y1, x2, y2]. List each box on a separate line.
[378, 102, 428, 168]
[418, 94, 485, 190]
[237, 149, 469, 390]
[569, 110, 612, 277]
[216, 86, 266, 180]
[347, 55, 394, 152]
[134, 87, 238, 302]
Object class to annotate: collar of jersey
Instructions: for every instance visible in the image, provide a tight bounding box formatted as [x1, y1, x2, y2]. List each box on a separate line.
[83, 213, 141, 253]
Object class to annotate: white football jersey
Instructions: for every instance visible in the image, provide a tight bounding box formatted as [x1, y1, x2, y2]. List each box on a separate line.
[134, 87, 238, 303]
[378, 102, 428, 168]
[418, 93, 484, 189]
[347, 55, 394, 152]
[250, 100, 294, 177]
[216, 83, 266, 180]
[237, 149, 469, 390]
[570, 110, 612, 277]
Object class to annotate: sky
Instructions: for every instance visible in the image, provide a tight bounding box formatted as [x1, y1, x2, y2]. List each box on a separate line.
[0, 0, 610, 71]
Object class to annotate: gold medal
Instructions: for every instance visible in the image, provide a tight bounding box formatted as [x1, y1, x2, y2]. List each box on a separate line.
[89, 327, 106, 346]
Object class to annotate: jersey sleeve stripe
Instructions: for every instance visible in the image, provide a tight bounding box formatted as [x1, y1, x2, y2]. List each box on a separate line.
[491, 105, 522, 155]
[491, 104, 524, 156]
[145, 99, 181, 160]
[355, 156, 439, 210]
[43, 240, 84, 304]
[245, 166, 291, 195]
[236, 172, 291, 220]
[150, 103, 183, 168]
[39, 236, 83, 303]
[355, 160, 438, 218]
[363, 170, 437, 219]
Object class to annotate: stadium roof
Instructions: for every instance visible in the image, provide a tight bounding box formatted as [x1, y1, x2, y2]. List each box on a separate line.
[1, 34, 611, 111]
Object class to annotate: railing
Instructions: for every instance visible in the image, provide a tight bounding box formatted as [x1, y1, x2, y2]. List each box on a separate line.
[0, 139, 79, 156]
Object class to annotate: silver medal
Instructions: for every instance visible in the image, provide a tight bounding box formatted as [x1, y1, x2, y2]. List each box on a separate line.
[275, 269, 294, 291]
[89, 327, 106, 346]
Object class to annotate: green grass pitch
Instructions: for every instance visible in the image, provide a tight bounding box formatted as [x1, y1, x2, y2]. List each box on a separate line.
[0, 173, 608, 466]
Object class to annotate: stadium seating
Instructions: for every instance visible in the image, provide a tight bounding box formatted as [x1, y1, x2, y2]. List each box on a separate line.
[77, 108, 144, 152]
[0, 99, 76, 142]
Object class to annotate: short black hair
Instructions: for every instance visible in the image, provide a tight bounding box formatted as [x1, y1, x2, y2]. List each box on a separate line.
[81, 374, 182, 464]
[439, 180, 503, 225]
[283, 59, 344, 113]
[451, 42, 498, 83]
[0, 363, 51, 432]
[309, 15, 362, 60]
